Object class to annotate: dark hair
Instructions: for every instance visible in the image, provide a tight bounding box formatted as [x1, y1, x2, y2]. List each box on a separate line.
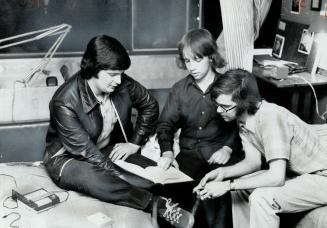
[176, 28, 225, 71]
[211, 69, 262, 117]
[80, 35, 131, 79]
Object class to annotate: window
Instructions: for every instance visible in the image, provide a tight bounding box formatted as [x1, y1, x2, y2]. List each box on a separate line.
[0, 0, 201, 56]
[132, 0, 200, 51]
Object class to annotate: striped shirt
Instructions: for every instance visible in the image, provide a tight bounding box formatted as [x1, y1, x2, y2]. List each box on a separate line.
[217, 0, 272, 72]
[239, 101, 327, 175]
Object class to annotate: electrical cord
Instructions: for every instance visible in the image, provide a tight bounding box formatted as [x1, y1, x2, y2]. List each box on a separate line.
[2, 212, 21, 228]
[0, 174, 18, 189]
[0, 173, 68, 227]
[1, 174, 18, 209]
[288, 74, 327, 121]
[3, 196, 18, 209]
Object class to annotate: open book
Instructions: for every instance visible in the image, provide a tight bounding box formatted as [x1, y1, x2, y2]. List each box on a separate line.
[114, 160, 193, 184]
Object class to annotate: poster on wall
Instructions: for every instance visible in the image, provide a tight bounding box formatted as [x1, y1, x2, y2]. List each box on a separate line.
[272, 34, 285, 58]
[298, 29, 314, 54]
[291, 0, 301, 14]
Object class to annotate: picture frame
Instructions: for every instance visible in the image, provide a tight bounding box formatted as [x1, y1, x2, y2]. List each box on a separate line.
[291, 0, 301, 14]
[298, 29, 314, 55]
[311, 0, 322, 11]
[272, 34, 285, 58]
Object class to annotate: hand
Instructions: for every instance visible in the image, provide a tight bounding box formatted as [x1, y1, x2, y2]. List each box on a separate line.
[157, 151, 179, 170]
[193, 168, 224, 195]
[197, 181, 231, 200]
[208, 146, 232, 165]
[109, 142, 140, 162]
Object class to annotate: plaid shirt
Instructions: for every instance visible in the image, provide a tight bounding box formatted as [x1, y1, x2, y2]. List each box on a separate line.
[239, 101, 327, 175]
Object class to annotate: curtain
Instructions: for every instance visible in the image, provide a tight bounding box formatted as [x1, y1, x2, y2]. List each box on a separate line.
[217, 0, 272, 72]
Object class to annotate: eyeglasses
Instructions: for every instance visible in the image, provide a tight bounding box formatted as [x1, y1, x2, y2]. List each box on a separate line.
[215, 102, 237, 112]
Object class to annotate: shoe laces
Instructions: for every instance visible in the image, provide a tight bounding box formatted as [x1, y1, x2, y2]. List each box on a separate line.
[162, 198, 182, 224]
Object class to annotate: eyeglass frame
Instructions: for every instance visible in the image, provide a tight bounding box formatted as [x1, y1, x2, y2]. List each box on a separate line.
[214, 102, 237, 112]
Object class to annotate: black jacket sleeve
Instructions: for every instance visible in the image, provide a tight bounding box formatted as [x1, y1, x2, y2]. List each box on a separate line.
[127, 75, 159, 146]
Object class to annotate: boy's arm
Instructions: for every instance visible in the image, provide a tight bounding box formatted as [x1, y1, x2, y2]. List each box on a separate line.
[196, 158, 287, 199]
[157, 88, 181, 155]
[229, 158, 287, 190]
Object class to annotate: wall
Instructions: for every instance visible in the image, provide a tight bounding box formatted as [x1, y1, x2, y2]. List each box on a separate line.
[281, 0, 327, 69]
[0, 55, 186, 123]
[280, 0, 327, 124]
[281, 0, 327, 24]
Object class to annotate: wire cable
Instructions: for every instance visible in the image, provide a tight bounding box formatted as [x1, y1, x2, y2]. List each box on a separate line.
[1, 173, 18, 209]
[2, 196, 18, 210]
[0, 174, 18, 189]
[2, 212, 21, 228]
[289, 74, 327, 121]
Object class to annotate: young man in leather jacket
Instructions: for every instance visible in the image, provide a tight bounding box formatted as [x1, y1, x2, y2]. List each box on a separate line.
[43, 35, 194, 228]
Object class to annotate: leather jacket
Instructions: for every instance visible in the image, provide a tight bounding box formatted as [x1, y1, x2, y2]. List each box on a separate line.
[43, 71, 159, 181]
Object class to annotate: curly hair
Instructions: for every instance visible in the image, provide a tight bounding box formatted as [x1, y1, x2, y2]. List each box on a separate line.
[176, 29, 225, 71]
[211, 69, 262, 117]
[80, 35, 131, 79]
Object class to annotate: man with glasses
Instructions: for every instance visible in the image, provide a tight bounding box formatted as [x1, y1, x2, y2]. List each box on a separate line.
[194, 68, 327, 228]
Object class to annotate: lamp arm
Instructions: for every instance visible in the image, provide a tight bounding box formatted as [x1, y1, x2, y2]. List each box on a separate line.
[0, 24, 72, 87]
[0, 24, 71, 49]
[24, 26, 71, 86]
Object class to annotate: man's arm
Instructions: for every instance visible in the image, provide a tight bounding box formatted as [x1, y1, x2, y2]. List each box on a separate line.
[157, 88, 181, 154]
[195, 159, 287, 200]
[208, 120, 242, 165]
[128, 77, 160, 145]
[109, 75, 159, 161]
[156, 87, 182, 169]
[230, 158, 287, 190]
[196, 135, 262, 189]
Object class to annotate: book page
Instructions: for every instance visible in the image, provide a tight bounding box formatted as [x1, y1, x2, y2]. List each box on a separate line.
[145, 166, 193, 184]
[114, 160, 193, 184]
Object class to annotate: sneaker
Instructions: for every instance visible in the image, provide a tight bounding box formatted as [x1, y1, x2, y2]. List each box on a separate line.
[157, 197, 194, 228]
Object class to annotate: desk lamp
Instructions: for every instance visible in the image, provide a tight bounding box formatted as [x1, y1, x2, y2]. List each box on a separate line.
[0, 24, 71, 87]
[307, 17, 327, 81]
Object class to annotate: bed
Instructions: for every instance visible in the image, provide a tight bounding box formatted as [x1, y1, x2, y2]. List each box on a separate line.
[1, 89, 327, 228]
[0, 162, 153, 228]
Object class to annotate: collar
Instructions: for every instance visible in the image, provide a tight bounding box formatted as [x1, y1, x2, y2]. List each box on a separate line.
[78, 73, 99, 113]
[186, 72, 221, 93]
